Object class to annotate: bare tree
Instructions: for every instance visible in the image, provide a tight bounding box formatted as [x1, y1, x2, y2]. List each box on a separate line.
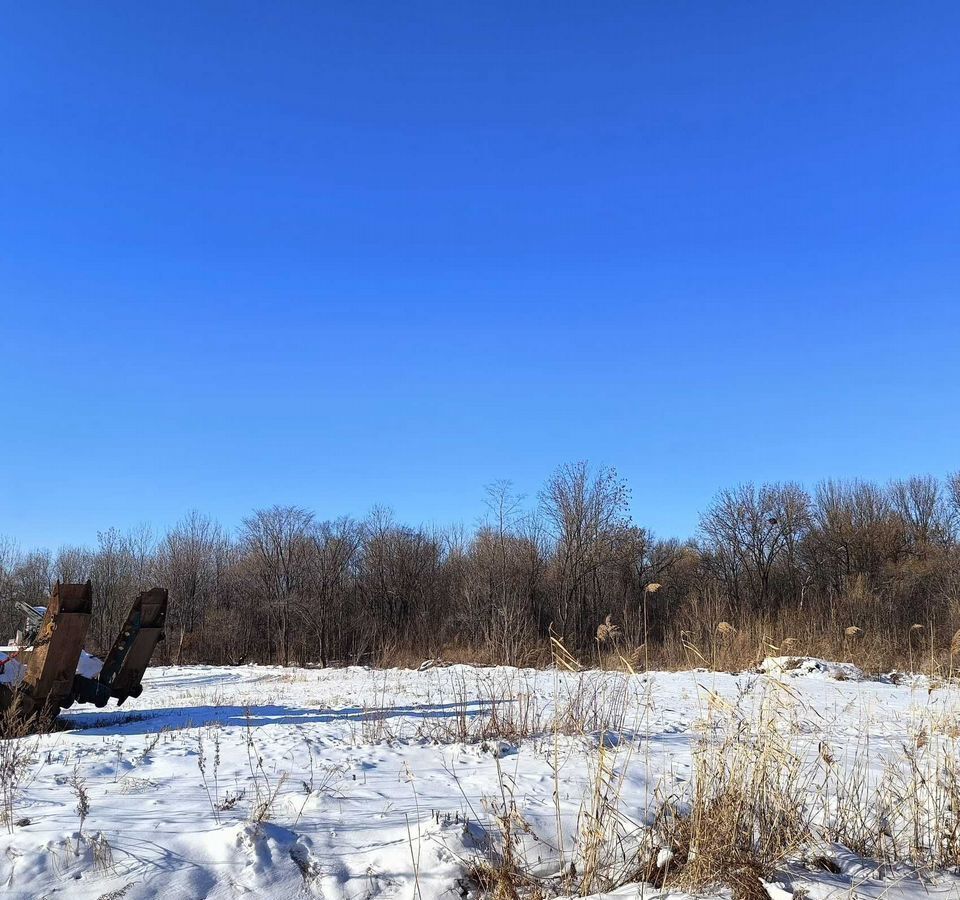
[11, 550, 53, 605]
[0, 536, 20, 638]
[159, 511, 229, 663]
[54, 545, 93, 584]
[357, 507, 446, 660]
[699, 482, 810, 612]
[125, 523, 157, 591]
[539, 462, 631, 642]
[90, 528, 136, 650]
[239, 505, 315, 666]
[3, 463, 960, 671]
[891, 475, 949, 553]
[305, 517, 362, 667]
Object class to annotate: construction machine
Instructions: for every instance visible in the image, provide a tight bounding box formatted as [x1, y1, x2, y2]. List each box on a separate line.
[0, 582, 168, 720]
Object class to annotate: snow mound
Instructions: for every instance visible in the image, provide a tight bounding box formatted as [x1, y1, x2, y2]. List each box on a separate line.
[758, 656, 866, 681]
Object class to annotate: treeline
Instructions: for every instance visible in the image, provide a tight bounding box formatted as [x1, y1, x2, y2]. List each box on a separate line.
[2, 462, 960, 671]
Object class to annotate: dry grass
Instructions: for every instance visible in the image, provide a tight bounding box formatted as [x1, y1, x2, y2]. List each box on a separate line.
[369, 612, 960, 679]
[358, 600, 960, 680]
[389, 633, 960, 900]
[463, 655, 960, 899]
[649, 691, 814, 900]
[624, 605, 960, 677]
[0, 694, 46, 833]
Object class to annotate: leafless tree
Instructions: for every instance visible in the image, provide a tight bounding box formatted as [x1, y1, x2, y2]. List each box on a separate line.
[5, 463, 960, 671]
[0, 536, 20, 638]
[239, 505, 315, 666]
[539, 461, 631, 642]
[699, 482, 810, 612]
[159, 511, 229, 663]
[356, 507, 448, 659]
[55, 545, 93, 584]
[891, 475, 950, 553]
[305, 517, 362, 666]
[90, 528, 137, 650]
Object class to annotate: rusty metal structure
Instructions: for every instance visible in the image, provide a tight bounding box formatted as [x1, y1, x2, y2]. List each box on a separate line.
[0, 582, 167, 720]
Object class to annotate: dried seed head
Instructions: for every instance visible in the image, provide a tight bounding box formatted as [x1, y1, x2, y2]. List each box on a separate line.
[951, 629, 960, 657]
[596, 615, 621, 644]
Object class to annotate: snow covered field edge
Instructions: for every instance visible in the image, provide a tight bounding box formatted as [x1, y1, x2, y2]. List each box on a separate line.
[1, 661, 959, 900]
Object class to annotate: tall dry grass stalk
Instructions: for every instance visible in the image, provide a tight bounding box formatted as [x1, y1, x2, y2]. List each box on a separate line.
[0, 693, 45, 833]
[468, 666, 960, 898]
[641, 583, 661, 672]
[595, 616, 622, 669]
[595, 615, 621, 644]
[950, 629, 960, 679]
[908, 623, 926, 673]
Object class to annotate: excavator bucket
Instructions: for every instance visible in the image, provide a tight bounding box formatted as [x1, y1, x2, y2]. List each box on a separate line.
[73, 587, 167, 707]
[2, 583, 168, 721]
[9, 582, 93, 718]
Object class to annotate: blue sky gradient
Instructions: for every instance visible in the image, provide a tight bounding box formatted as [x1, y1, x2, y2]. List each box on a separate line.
[2, 2, 958, 548]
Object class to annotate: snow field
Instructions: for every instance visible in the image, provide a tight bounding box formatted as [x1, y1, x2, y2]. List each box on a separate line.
[0, 662, 959, 899]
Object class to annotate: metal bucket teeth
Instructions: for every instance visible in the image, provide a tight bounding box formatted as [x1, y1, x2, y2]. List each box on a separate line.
[95, 587, 168, 703]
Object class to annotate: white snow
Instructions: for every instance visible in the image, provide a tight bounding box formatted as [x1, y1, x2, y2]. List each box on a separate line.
[75, 651, 104, 680]
[0, 662, 958, 899]
[0, 647, 103, 684]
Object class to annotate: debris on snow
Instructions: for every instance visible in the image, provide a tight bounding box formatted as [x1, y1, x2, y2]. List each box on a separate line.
[758, 656, 866, 681]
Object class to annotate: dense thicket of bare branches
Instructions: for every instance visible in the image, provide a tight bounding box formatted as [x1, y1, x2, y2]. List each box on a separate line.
[2, 463, 960, 670]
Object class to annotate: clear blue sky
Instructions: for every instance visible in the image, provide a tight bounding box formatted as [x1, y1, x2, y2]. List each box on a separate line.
[2, 2, 958, 550]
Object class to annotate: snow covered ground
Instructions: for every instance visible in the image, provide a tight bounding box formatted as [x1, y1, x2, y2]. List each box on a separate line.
[1, 661, 959, 899]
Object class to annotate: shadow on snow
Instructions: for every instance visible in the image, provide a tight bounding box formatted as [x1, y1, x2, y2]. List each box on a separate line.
[59, 699, 504, 735]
